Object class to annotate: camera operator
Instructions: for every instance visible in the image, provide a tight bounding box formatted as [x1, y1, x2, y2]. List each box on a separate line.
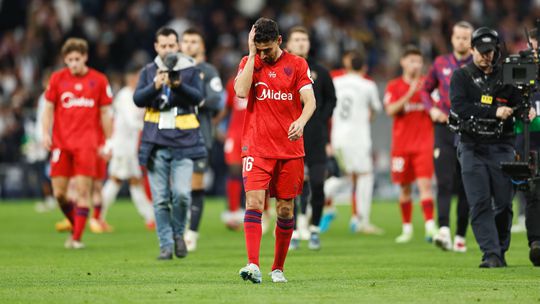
[450, 27, 536, 268]
[134, 27, 207, 260]
[513, 28, 540, 266]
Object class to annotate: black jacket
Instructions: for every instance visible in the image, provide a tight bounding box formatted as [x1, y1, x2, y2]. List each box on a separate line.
[304, 59, 337, 164]
[450, 62, 521, 144]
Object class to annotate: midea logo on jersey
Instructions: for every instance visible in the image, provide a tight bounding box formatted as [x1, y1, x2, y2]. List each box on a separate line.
[254, 82, 293, 101]
[60, 92, 95, 108]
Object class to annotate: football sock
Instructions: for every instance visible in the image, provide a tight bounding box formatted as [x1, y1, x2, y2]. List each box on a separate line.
[244, 209, 262, 266]
[129, 184, 154, 222]
[73, 206, 89, 241]
[101, 180, 121, 220]
[400, 200, 413, 224]
[59, 200, 75, 225]
[189, 190, 205, 232]
[93, 205, 102, 220]
[272, 217, 295, 271]
[421, 198, 434, 222]
[356, 173, 374, 225]
[226, 177, 242, 212]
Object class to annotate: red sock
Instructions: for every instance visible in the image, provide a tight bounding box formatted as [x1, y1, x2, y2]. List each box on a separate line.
[72, 207, 89, 241]
[351, 190, 357, 216]
[59, 201, 75, 225]
[400, 200, 412, 224]
[226, 178, 242, 212]
[93, 205, 102, 220]
[421, 198, 434, 222]
[244, 209, 262, 266]
[272, 217, 294, 271]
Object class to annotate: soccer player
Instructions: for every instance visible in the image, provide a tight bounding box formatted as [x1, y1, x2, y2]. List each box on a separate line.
[180, 28, 224, 252]
[286, 26, 336, 250]
[41, 38, 113, 249]
[420, 21, 473, 252]
[384, 45, 436, 244]
[235, 18, 316, 283]
[219, 77, 247, 230]
[100, 64, 155, 230]
[327, 54, 383, 234]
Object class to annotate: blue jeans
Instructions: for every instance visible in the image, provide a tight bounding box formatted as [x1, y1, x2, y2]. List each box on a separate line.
[147, 147, 193, 250]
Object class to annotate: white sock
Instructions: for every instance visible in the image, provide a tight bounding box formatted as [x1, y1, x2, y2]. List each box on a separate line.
[297, 214, 309, 232]
[403, 223, 413, 235]
[355, 173, 374, 226]
[324, 176, 350, 200]
[101, 180, 121, 220]
[129, 184, 154, 222]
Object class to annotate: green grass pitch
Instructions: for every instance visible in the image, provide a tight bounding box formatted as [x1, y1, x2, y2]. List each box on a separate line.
[0, 198, 538, 303]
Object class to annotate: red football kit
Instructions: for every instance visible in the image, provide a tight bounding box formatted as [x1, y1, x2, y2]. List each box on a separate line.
[237, 50, 312, 199]
[45, 67, 112, 178]
[384, 76, 434, 184]
[224, 78, 248, 165]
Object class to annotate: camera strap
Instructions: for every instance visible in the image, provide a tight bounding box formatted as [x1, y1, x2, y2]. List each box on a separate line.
[463, 65, 498, 96]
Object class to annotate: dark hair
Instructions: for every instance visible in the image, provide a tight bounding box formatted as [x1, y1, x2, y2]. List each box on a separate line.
[254, 18, 280, 43]
[401, 45, 422, 58]
[351, 55, 364, 70]
[61, 38, 88, 56]
[287, 25, 309, 39]
[155, 27, 178, 42]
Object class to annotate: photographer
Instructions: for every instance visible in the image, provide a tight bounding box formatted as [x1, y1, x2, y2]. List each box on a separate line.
[450, 27, 536, 268]
[513, 28, 540, 266]
[134, 27, 206, 260]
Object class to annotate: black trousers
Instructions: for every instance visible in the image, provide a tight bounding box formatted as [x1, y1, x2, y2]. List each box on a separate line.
[458, 142, 514, 260]
[434, 124, 469, 236]
[294, 162, 327, 228]
[515, 133, 540, 245]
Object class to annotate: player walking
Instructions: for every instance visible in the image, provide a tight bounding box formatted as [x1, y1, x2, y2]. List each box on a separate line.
[235, 18, 316, 283]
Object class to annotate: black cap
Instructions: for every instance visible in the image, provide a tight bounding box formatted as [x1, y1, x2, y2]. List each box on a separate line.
[472, 27, 499, 54]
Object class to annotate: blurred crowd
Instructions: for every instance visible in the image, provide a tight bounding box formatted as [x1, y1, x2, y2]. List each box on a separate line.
[2, 0, 540, 194]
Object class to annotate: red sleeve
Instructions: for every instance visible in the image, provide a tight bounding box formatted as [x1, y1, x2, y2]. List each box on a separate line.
[235, 56, 248, 81]
[295, 58, 313, 91]
[100, 75, 113, 106]
[383, 81, 397, 105]
[44, 72, 58, 105]
[226, 79, 235, 109]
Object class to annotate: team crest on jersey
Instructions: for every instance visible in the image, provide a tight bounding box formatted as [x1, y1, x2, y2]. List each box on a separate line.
[443, 68, 452, 76]
[268, 71, 276, 78]
[284, 66, 293, 76]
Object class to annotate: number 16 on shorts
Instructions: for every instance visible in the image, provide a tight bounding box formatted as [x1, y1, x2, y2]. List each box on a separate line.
[243, 156, 254, 173]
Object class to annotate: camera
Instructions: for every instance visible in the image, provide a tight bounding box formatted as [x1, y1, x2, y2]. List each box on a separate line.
[163, 52, 182, 85]
[499, 22, 540, 190]
[502, 53, 538, 87]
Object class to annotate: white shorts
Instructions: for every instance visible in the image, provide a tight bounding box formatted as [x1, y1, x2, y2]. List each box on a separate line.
[108, 154, 142, 180]
[334, 145, 372, 174]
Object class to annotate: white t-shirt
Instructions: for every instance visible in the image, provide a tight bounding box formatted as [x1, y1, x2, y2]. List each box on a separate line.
[331, 74, 381, 149]
[111, 86, 145, 157]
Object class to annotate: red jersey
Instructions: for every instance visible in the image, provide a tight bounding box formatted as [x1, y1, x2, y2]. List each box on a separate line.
[237, 51, 313, 159]
[384, 77, 433, 153]
[225, 78, 247, 139]
[45, 67, 112, 150]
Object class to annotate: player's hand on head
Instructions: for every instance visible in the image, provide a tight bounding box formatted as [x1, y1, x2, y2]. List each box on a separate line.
[248, 25, 257, 56]
[288, 120, 305, 141]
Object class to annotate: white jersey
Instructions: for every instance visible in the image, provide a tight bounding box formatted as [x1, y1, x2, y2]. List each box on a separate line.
[331, 74, 381, 149]
[111, 87, 145, 157]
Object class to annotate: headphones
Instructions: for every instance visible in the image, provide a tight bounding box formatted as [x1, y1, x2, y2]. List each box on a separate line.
[471, 27, 501, 64]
